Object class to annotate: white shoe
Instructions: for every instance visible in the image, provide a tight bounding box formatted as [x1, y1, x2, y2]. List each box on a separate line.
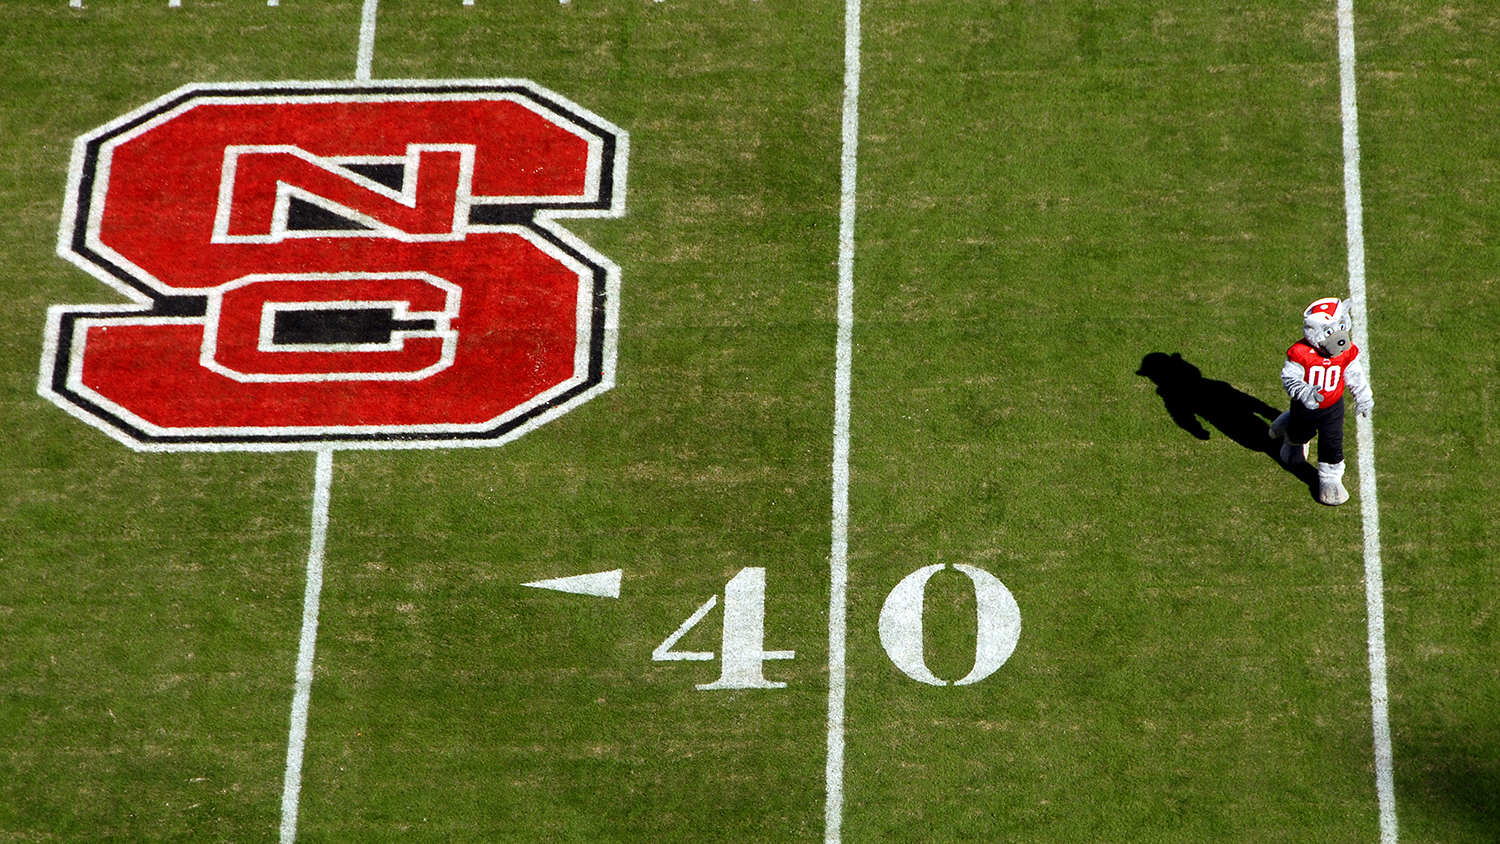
[1268, 410, 1290, 439]
[1279, 437, 1308, 466]
[1318, 461, 1349, 505]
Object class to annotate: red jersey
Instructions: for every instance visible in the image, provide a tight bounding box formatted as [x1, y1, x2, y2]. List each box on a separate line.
[1286, 340, 1360, 409]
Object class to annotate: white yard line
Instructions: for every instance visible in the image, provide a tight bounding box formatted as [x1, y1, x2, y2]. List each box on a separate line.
[278, 9, 379, 840]
[355, 0, 378, 83]
[276, 10, 379, 837]
[1335, 2, 1399, 842]
[278, 448, 334, 844]
[824, 0, 861, 839]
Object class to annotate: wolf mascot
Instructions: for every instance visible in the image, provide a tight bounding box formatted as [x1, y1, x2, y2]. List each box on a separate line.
[1268, 297, 1374, 505]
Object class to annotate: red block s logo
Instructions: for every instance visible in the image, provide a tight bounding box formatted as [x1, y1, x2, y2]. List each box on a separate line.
[41, 81, 628, 451]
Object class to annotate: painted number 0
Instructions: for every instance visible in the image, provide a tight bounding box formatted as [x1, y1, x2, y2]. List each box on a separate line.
[879, 564, 1022, 686]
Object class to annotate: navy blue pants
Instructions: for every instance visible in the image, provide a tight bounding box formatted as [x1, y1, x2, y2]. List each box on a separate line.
[1288, 396, 1345, 465]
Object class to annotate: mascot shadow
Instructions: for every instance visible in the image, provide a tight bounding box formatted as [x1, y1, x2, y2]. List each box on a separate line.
[1136, 352, 1319, 496]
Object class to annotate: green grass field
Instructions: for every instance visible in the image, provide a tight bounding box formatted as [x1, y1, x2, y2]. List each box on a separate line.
[3, 1, 1497, 842]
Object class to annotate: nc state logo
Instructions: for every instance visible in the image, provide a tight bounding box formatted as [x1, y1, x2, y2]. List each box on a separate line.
[40, 80, 628, 451]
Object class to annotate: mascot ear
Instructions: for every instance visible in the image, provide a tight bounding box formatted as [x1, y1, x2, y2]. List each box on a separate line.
[1332, 298, 1351, 328]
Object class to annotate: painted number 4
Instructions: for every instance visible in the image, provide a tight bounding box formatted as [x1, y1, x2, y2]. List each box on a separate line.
[653, 567, 795, 690]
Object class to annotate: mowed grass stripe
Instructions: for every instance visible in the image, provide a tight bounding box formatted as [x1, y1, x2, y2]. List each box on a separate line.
[288, 1, 846, 842]
[843, 1, 1381, 841]
[4, 4, 372, 841]
[1353, 2, 1500, 842]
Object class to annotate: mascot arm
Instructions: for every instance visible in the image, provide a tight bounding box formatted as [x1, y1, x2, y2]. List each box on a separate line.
[1281, 359, 1323, 410]
[1345, 354, 1375, 416]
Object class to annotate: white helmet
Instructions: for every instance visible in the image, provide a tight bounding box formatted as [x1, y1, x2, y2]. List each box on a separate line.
[1303, 297, 1352, 357]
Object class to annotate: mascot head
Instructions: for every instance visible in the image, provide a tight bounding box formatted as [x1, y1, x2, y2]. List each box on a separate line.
[1303, 297, 1352, 357]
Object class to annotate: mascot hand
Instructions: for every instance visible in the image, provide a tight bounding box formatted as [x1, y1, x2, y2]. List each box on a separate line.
[1299, 385, 1324, 410]
[1356, 395, 1374, 417]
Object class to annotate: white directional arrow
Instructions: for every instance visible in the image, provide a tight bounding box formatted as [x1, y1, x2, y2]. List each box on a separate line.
[522, 569, 622, 599]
